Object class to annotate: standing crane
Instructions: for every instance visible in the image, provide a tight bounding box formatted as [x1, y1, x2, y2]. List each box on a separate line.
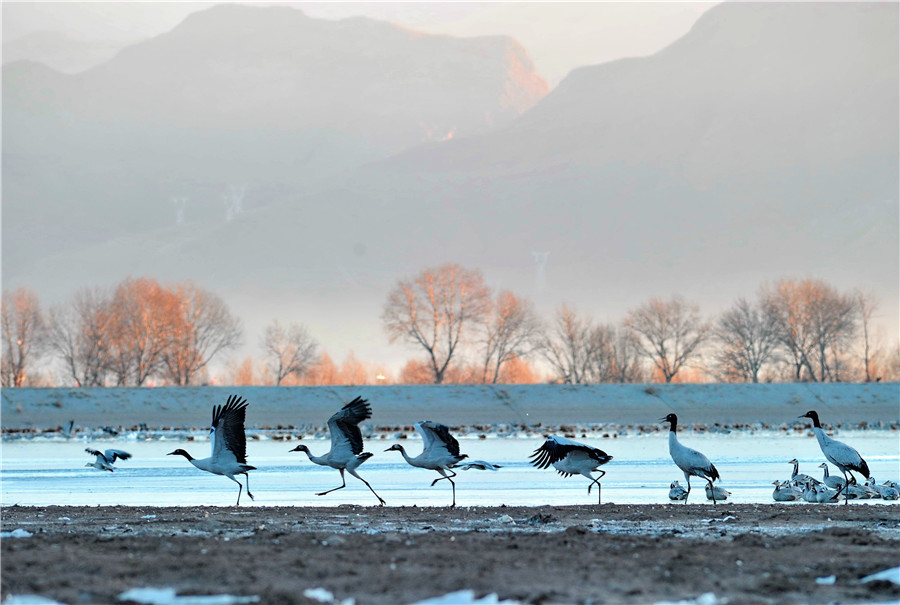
[168, 394, 256, 506]
[289, 396, 385, 506]
[661, 413, 721, 504]
[529, 436, 613, 504]
[85, 448, 132, 472]
[385, 421, 474, 507]
[799, 410, 869, 505]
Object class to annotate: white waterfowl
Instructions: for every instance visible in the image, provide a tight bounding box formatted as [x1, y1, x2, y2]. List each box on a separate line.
[771, 480, 802, 502]
[818, 463, 846, 489]
[385, 421, 473, 507]
[661, 413, 721, 504]
[788, 458, 820, 487]
[878, 481, 899, 501]
[529, 436, 613, 504]
[168, 394, 256, 506]
[705, 484, 731, 501]
[800, 410, 870, 504]
[290, 396, 385, 506]
[85, 448, 132, 472]
[801, 481, 819, 503]
[814, 484, 841, 504]
[458, 460, 503, 471]
[669, 481, 689, 501]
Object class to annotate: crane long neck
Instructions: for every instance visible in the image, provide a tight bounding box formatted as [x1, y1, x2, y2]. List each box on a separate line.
[396, 445, 416, 465]
[302, 448, 328, 466]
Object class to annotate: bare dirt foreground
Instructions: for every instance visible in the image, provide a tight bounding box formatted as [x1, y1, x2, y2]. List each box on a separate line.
[2, 504, 899, 605]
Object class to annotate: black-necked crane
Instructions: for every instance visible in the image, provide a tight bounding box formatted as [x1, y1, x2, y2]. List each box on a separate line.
[529, 436, 612, 504]
[289, 396, 385, 506]
[661, 413, 721, 504]
[85, 448, 131, 472]
[168, 394, 256, 506]
[385, 421, 471, 507]
[799, 410, 870, 505]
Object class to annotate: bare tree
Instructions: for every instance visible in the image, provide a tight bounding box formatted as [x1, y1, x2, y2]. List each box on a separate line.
[162, 283, 242, 385]
[46, 288, 112, 387]
[606, 324, 646, 383]
[382, 264, 491, 384]
[624, 296, 710, 383]
[261, 320, 318, 385]
[106, 278, 177, 386]
[712, 297, 781, 383]
[540, 304, 600, 384]
[856, 290, 878, 382]
[763, 279, 856, 382]
[1, 288, 45, 387]
[480, 291, 543, 384]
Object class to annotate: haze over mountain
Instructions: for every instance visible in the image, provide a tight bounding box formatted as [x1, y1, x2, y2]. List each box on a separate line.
[3, 3, 547, 270]
[3, 2, 897, 373]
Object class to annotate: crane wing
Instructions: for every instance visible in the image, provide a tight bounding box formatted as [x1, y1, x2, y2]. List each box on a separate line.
[326, 396, 372, 457]
[529, 436, 610, 469]
[416, 421, 461, 457]
[211, 394, 250, 464]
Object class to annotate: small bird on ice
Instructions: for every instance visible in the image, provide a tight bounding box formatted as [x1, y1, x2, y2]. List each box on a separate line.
[85, 448, 132, 471]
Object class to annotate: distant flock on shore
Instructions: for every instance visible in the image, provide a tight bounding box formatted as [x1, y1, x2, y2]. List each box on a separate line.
[85, 395, 900, 506]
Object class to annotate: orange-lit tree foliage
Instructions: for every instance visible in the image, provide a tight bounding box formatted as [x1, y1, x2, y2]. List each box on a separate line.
[383, 264, 491, 384]
[1, 288, 45, 387]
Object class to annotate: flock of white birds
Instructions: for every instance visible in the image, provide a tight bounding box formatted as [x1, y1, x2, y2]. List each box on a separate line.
[83, 395, 899, 507]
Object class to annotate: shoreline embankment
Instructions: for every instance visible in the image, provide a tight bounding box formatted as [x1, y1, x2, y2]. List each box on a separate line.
[2, 383, 897, 432]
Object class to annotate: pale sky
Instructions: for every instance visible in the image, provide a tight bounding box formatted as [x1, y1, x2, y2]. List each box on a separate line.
[3, 1, 717, 86]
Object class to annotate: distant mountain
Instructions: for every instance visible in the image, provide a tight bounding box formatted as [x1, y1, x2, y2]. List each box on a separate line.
[5, 2, 897, 371]
[2, 3, 547, 269]
[2, 30, 135, 74]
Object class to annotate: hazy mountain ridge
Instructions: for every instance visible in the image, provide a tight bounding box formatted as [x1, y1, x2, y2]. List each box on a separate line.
[1, 30, 134, 74]
[4, 2, 897, 370]
[2, 3, 548, 271]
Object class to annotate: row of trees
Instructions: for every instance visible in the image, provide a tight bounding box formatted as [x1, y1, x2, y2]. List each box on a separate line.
[2, 279, 241, 387]
[3, 267, 897, 387]
[380, 264, 896, 385]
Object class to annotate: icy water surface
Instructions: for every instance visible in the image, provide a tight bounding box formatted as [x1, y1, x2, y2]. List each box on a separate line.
[2, 432, 897, 507]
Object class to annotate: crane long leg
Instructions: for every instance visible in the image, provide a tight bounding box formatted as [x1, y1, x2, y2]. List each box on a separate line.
[434, 469, 457, 507]
[227, 475, 244, 506]
[430, 468, 457, 486]
[244, 472, 254, 501]
[349, 469, 385, 506]
[317, 469, 347, 496]
[684, 474, 691, 505]
[839, 470, 852, 505]
[707, 478, 717, 506]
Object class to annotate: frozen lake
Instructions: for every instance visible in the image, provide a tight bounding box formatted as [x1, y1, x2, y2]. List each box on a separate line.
[2, 431, 898, 507]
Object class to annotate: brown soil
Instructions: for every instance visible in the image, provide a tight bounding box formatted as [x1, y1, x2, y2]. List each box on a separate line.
[3, 504, 899, 604]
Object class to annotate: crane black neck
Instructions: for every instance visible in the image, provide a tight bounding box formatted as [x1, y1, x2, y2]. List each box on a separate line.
[805, 411, 822, 428]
